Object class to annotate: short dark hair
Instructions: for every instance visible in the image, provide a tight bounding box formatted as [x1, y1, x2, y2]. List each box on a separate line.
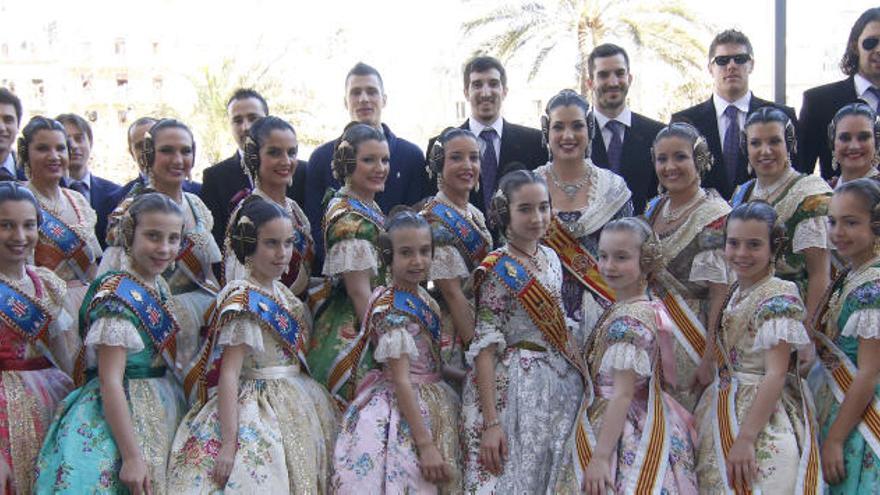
[462, 56, 507, 90]
[587, 43, 630, 76]
[0, 88, 23, 123]
[841, 8, 880, 76]
[708, 29, 753, 59]
[226, 88, 269, 115]
[346, 62, 384, 92]
[55, 113, 93, 144]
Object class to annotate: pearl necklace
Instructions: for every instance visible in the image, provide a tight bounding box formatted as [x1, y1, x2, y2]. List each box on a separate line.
[548, 163, 595, 200]
[661, 189, 706, 224]
[28, 184, 66, 216]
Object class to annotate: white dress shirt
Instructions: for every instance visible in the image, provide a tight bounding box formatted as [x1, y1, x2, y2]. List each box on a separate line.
[594, 107, 632, 150]
[0, 153, 15, 177]
[468, 116, 503, 162]
[855, 73, 880, 110]
[713, 92, 751, 147]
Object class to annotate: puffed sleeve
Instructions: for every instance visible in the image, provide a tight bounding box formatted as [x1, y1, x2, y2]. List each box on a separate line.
[792, 216, 829, 252]
[187, 193, 222, 264]
[84, 316, 144, 351]
[372, 313, 420, 362]
[465, 270, 509, 365]
[217, 313, 266, 353]
[752, 294, 811, 351]
[840, 280, 880, 339]
[598, 316, 652, 377]
[324, 239, 379, 275]
[429, 245, 470, 281]
[689, 249, 730, 284]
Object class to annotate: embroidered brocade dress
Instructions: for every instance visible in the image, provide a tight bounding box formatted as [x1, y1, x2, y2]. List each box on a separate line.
[35, 270, 186, 494]
[732, 168, 832, 295]
[101, 192, 222, 373]
[0, 267, 74, 494]
[307, 188, 385, 403]
[462, 245, 584, 494]
[224, 189, 314, 298]
[811, 258, 880, 493]
[557, 300, 698, 493]
[167, 279, 337, 494]
[422, 192, 491, 390]
[694, 276, 815, 493]
[645, 190, 731, 412]
[333, 285, 462, 494]
[30, 186, 102, 319]
[534, 163, 633, 327]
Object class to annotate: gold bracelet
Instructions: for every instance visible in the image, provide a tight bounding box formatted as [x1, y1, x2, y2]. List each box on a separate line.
[483, 418, 501, 431]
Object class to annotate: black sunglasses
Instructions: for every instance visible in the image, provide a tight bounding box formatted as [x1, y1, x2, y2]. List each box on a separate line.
[863, 37, 880, 51]
[712, 54, 751, 66]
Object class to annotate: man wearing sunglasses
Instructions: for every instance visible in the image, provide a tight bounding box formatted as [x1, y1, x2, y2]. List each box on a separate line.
[799, 7, 880, 179]
[672, 29, 797, 200]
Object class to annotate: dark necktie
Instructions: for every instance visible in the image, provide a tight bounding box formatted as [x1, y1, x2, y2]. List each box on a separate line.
[722, 105, 741, 183]
[868, 87, 880, 114]
[480, 127, 498, 209]
[69, 180, 89, 201]
[605, 120, 624, 173]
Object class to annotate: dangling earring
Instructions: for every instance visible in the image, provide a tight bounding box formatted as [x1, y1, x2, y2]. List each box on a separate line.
[166, 259, 176, 273]
[832, 158, 840, 172]
[244, 256, 254, 273]
[874, 237, 880, 255]
[747, 161, 753, 176]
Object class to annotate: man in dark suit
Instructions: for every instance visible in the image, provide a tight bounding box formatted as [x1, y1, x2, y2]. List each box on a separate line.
[585, 44, 665, 214]
[55, 113, 121, 248]
[305, 62, 430, 273]
[426, 56, 546, 215]
[672, 29, 797, 200]
[799, 7, 880, 179]
[0, 89, 24, 181]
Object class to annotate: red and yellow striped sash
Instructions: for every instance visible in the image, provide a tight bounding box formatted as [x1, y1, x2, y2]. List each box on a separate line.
[543, 216, 615, 305]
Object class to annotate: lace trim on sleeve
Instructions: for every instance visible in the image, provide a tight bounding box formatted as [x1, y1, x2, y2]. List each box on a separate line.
[840, 309, 880, 339]
[792, 216, 829, 253]
[598, 342, 652, 377]
[83, 316, 144, 351]
[751, 317, 811, 351]
[373, 327, 420, 362]
[429, 245, 470, 281]
[464, 330, 506, 366]
[217, 314, 265, 353]
[689, 248, 730, 284]
[323, 239, 378, 276]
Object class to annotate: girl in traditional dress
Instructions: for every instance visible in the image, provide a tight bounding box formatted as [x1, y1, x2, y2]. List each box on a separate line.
[731, 107, 831, 323]
[694, 201, 823, 493]
[18, 116, 101, 319]
[101, 119, 221, 373]
[462, 170, 586, 493]
[644, 122, 731, 411]
[534, 89, 632, 328]
[35, 192, 187, 494]
[421, 127, 491, 389]
[333, 208, 462, 493]
[812, 178, 880, 493]
[0, 183, 76, 493]
[306, 123, 388, 404]
[569, 217, 697, 494]
[223, 116, 314, 299]
[167, 197, 337, 494]
[827, 103, 880, 188]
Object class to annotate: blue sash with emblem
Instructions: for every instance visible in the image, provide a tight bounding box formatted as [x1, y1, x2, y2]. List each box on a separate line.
[35, 208, 90, 282]
[730, 179, 756, 208]
[426, 200, 488, 271]
[391, 289, 440, 341]
[0, 279, 52, 344]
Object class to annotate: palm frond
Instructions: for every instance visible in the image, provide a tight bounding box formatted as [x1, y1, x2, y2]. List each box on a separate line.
[528, 41, 559, 81]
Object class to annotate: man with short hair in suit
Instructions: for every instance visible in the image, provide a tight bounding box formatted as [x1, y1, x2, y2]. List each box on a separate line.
[0, 88, 24, 181]
[200, 88, 307, 249]
[672, 29, 798, 200]
[586, 44, 665, 214]
[799, 7, 880, 179]
[426, 55, 546, 215]
[55, 113, 121, 248]
[304, 62, 430, 272]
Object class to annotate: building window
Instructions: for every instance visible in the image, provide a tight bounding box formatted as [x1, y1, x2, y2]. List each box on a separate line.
[534, 100, 543, 114]
[114, 38, 126, 55]
[153, 76, 163, 90]
[456, 101, 466, 120]
[152, 41, 160, 55]
[118, 109, 128, 123]
[86, 110, 98, 122]
[81, 73, 92, 91]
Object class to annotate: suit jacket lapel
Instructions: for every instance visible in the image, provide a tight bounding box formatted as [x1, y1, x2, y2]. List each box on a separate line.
[590, 116, 609, 167]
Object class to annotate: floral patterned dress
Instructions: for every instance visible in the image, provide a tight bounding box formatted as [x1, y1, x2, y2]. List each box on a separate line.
[534, 162, 632, 327]
[422, 192, 491, 392]
[306, 188, 385, 403]
[167, 279, 337, 494]
[0, 267, 74, 494]
[35, 270, 186, 494]
[811, 258, 880, 494]
[333, 285, 462, 493]
[462, 245, 584, 493]
[645, 190, 730, 412]
[694, 276, 816, 492]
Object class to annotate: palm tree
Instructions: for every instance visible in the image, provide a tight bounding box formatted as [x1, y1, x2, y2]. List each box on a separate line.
[463, 0, 709, 95]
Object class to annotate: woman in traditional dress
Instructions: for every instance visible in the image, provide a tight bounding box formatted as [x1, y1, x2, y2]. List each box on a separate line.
[36, 193, 188, 494]
[827, 102, 880, 188]
[0, 183, 76, 493]
[101, 119, 221, 372]
[223, 116, 314, 299]
[694, 201, 822, 493]
[533, 89, 632, 329]
[306, 123, 389, 404]
[421, 127, 491, 390]
[18, 116, 101, 319]
[334, 209, 461, 493]
[811, 179, 880, 493]
[644, 122, 731, 411]
[730, 107, 831, 323]
[462, 170, 586, 493]
[167, 197, 337, 493]
[565, 217, 697, 494]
